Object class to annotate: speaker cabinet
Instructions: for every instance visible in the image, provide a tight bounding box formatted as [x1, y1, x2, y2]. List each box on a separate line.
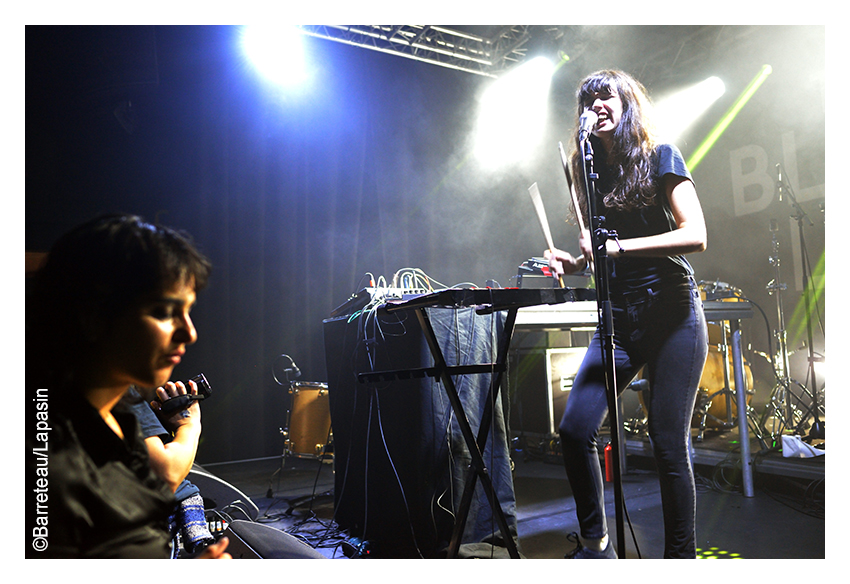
[508, 346, 588, 437]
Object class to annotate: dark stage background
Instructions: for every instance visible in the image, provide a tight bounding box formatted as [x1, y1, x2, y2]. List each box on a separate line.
[25, 25, 825, 464]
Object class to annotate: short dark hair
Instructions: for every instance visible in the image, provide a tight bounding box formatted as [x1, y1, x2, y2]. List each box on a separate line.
[27, 214, 211, 389]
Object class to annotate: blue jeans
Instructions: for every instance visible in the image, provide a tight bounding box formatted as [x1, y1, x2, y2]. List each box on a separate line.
[559, 275, 708, 558]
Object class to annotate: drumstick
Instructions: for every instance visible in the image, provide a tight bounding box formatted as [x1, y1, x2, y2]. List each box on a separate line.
[527, 182, 564, 288]
[558, 141, 587, 233]
[559, 141, 593, 275]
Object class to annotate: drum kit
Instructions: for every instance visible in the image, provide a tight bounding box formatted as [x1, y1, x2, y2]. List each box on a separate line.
[628, 273, 825, 450]
[631, 280, 754, 442]
[628, 191, 827, 452]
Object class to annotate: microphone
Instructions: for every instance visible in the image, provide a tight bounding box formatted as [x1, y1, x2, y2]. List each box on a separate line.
[579, 110, 598, 140]
[284, 365, 302, 378]
[776, 163, 784, 202]
[272, 354, 302, 385]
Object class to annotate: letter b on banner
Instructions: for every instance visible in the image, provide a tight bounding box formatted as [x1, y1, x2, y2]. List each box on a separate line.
[730, 144, 774, 217]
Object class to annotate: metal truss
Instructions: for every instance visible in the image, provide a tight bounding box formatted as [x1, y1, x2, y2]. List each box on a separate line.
[297, 25, 532, 78]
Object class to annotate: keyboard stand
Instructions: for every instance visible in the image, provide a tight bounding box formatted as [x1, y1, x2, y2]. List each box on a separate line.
[358, 298, 526, 558]
[357, 288, 591, 557]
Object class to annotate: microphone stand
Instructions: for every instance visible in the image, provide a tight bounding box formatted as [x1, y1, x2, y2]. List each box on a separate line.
[761, 219, 793, 444]
[268, 354, 303, 498]
[777, 169, 824, 440]
[580, 136, 626, 559]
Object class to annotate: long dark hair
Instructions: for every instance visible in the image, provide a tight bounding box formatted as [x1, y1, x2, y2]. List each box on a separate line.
[27, 214, 212, 391]
[570, 70, 658, 223]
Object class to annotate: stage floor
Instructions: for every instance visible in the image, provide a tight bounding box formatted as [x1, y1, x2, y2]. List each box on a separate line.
[197, 424, 824, 560]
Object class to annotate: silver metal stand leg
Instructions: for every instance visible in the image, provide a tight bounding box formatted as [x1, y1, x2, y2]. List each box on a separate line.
[730, 320, 753, 497]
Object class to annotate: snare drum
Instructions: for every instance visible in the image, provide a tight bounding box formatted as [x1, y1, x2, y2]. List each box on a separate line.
[285, 382, 332, 458]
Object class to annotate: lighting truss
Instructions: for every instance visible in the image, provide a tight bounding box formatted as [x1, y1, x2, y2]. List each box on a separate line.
[297, 25, 532, 78]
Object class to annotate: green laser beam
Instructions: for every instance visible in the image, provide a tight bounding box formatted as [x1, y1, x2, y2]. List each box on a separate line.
[687, 64, 773, 171]
[789, 249, 825, 345]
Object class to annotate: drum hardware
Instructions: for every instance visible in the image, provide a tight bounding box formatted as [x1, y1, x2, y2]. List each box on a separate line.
[267, 354, 334, 503]
[622, 378, 649, 436]
[633, 286, 757, 443]
[692, 326, 755, 443]
[756, 215, 825, 447]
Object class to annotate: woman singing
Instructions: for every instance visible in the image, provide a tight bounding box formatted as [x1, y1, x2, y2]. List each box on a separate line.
[546, 69, 709, 558]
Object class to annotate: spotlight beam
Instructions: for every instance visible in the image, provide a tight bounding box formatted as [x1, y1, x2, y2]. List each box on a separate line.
[687, 64, 773, 170]
[474, 56, 555, 167]
[654, 76, 725, 144]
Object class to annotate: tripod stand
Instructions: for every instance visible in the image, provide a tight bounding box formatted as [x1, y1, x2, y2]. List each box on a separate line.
[757, 167, 825, 446]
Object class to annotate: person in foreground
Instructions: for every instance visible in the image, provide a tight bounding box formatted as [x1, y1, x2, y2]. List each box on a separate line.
[26, 214, 229, 558]
[126, 379, 218, 556]
[546, 70, 709, 558]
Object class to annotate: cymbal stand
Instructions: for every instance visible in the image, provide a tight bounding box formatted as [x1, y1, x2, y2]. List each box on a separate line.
[786, 176, 825, 441]
[758, 168, 824, 445]
[758, 220, 796, 445]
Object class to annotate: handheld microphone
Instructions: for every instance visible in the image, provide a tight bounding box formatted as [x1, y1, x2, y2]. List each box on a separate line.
[579, 110, 598, 140]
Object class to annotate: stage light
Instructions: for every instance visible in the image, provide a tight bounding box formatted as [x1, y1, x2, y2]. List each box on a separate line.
[654, 76, 726, 144]
[240, 25, 309, 88]
[473, 56, 556, 168]
[687, 65, 773, 170]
